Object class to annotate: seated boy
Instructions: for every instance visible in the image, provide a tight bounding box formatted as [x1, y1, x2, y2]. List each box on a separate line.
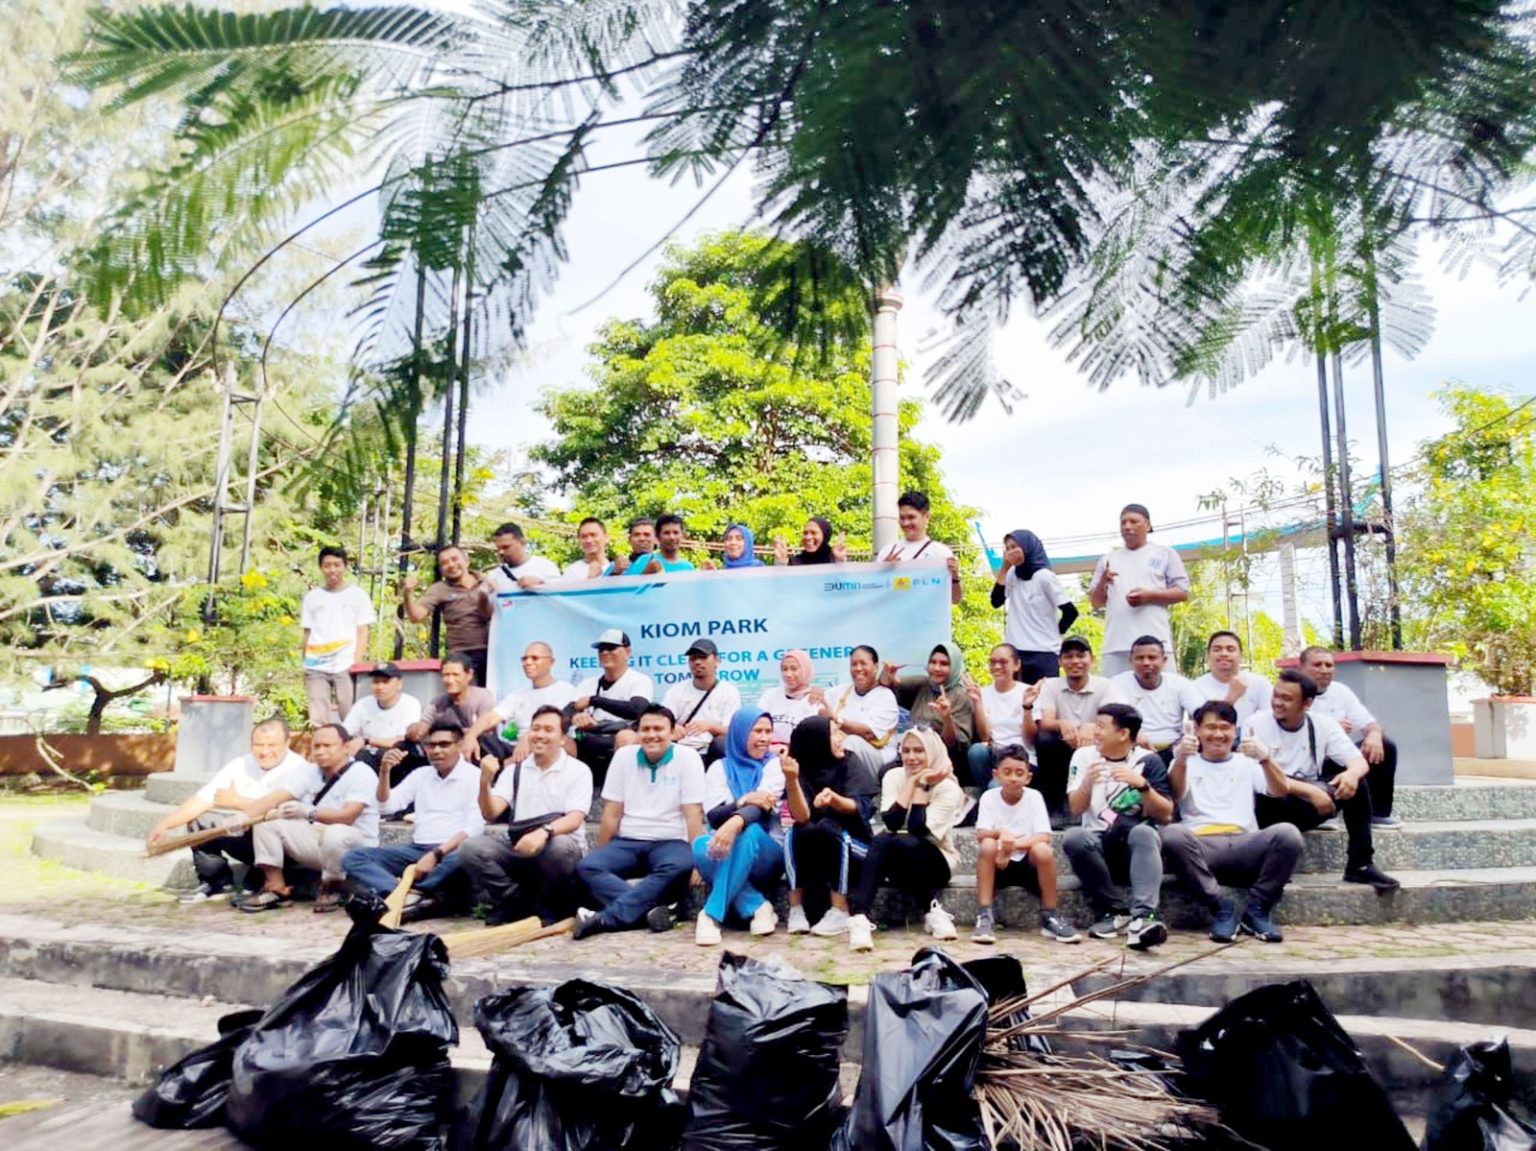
[971, 745, 1079, 944]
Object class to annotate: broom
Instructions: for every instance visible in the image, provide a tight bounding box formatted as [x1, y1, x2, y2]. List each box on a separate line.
[146, 811, 276, 858]
[380, 864, 418, 929]
[436, 916, 575, 960]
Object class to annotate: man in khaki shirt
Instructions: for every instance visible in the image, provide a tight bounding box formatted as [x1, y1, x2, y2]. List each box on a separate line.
[402, 544, 492, 683]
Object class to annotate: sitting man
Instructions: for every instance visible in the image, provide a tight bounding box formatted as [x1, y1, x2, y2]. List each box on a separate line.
[660, 639, 741, 763]
[342, 720, 485, 919]
[1103, 635, 1205, 765]
[1245, 669, 1400, 891]
[146, 716, 312, 903]
[484, 521, 562, 592]
[1192, 630, 1273, 727]
[1160, 701, 1303, 943]
[241, 723, 380, 914]
[459, 706, 593, 925]
[342, 661, 421, 770]
[567, 629, 655, 776]
[1300, 646, 1400, 827]
[820, 645, 900, 779]
[390, 653, 498, 782]
[573, 704, 706, 939]
[1029, 636, 1111, 815]
[1061, 704, 1175, 950]
[462, 642, 579, 766]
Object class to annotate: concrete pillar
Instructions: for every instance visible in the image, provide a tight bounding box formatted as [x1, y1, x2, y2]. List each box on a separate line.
[173, 696, 256, 779]
[871, 286, 903, 554]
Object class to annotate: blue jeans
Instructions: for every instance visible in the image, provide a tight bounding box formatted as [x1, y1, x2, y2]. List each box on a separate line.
[966, 743, 997, 789]
[576, 837, 694, 929]
[341, 842, 464, 897]
[692, 824, 783, 923]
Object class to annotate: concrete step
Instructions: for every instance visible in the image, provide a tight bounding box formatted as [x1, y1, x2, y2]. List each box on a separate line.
[29, 817, 195, 889]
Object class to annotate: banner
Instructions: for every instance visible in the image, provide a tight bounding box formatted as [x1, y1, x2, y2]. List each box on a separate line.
[488, 562, 953, 704]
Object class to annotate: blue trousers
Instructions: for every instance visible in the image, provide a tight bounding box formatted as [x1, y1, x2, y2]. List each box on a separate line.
[341, 842, 464, 897]
[692, 824, 783, 923]
[576, 837, 694, 929]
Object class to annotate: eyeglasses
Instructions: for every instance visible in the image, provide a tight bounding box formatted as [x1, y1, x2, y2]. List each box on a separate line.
[423, 740, 458, 750]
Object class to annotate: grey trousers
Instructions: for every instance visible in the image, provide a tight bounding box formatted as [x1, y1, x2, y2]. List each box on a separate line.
[1061, 822, 1164, 919]
[252, 818, 366, 883]
[457, 833, 584, 919]
[1159, 823, 1304, 913]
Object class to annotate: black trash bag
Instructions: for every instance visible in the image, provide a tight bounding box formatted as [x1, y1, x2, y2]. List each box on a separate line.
[681, 952, 849, 1151]
[226, 896, 458, 1151]
[1423, 1039, 1536, 1151]
[132, 1008, 264, 1129]
[960, 955, 1049, 1056]
[455, 979, 685, 1151]
[830, 947, 989, 1151]
[1178, 980, 1415, 1151]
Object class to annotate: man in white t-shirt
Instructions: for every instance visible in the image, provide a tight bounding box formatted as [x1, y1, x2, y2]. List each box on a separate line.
[661, 639, 741, 762]
[483, 521, 563, 592]
[301, 546, 377, 725]
[1246, 669, 1400, 892]
[342, 662, 422, 768]
[878, 491, 962, 604]
[820, 645, 901, 774]
[459, 705, 593, 924]
[1192, 630, 1273, 727]
[573, 703, 706, 938]
[462, 642, 580, 765]
[562, 517, 612, 580]
[1159, 701, 1302, 944]
[1104, 636, 1206, 759]
[146, 717, 313, 902]
[241, 723, 381, 914]
[1300, 646, 1399, 826]
[1089, 504, 1190, 678]
[1030, 637, 1112, 816]
[567, 629, 657, 774]
[970, 747, 1079, 945]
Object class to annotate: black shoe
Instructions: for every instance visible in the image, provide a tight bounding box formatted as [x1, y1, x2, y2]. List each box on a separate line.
[1209, 898, 1240, 944]
[399, 894, 443, 924]
[646, 904, 676, 933]
[1344, 863, 1401, 892]
[571, 908, 603, 941]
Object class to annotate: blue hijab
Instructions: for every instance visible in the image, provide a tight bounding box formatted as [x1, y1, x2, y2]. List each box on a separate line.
[1006, 529, 1052, 581]
[723, 524, 765, 568]
[723, 709, 772, 798]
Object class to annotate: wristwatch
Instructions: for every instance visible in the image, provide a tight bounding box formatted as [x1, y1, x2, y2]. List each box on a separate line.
[541, 823, 557, 838]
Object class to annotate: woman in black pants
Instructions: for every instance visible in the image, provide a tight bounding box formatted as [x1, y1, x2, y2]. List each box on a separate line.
[782, 717, 877, 937]
[845, 727, 966, 952]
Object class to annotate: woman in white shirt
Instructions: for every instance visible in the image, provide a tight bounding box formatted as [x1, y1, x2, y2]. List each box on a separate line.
[756, 649, 821, 751]
[966, 643, 1031, 788]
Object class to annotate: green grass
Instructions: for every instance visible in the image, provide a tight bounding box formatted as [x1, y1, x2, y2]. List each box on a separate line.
[0, 795, 172, 910]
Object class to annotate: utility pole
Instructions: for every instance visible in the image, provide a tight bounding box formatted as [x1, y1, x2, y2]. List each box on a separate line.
[1316, 354, 1345, 649]
[870, 287, 903, 555]
[1331, 351, 1363, 650]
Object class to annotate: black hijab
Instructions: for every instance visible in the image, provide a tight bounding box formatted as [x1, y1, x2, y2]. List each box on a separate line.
[790, 517, 836, 565]
[1005, 529, 1052, 581]
[789, 716, 843, 794]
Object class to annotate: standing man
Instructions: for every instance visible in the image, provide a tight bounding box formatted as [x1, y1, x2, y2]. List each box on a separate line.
[460, 706, 593, 925]
[341, 662, 421, 769]
[1103, 636, 1206, 764]
[462, 642, 579, 765]
[483, 522, 562, 592]
[301, 546, 376, 725]
[1031, 637, 1111, 814]
[1300, 646, 1400, 826]
[609, 517, 662, 576]
[1089, 504, 1190, 678]
[661, 639, 742, 763]
[567, 630, 656, 775]
[401, 544, 492, 683]
[343, 721, 485, 919]
[880, 491, 963, 604]
[241, 724, 380, 914]
[1193, 631, 1273, 727]
[563, 517, 612, 580]
[1245, 669, 1400, 891]
[653, 513, 696, 572]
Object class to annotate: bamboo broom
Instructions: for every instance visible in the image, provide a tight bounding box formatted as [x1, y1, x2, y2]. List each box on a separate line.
[380, 864, 418, 929]
[438, 917, 575, 959]
[146, 811, 276, 857]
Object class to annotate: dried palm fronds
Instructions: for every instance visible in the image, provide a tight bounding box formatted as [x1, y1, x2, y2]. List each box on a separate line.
[436, 916, 578, 959]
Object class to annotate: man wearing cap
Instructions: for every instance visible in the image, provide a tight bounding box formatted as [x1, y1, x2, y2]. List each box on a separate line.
[567, 629, 657, 775]
[341, 661, 423, 770]
[660, 639, 741, 763]
[1089, 504, 1190, 679]
[1030, 637, 1112, 815]
[461, 642, 580, 766]
[1299, 646, 1400, 826]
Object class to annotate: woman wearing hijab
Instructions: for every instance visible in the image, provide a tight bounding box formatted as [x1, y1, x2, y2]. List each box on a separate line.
[845, 727, 967, 952]
[756, 649, 822, 750]
[782, 716, 877, 936]
[692, 709, 786, 945]
[880, 642, 976, 775]
[991, 529, 1078, 683]
[720, 524, 765, 569]
[772, 517, 848, 565]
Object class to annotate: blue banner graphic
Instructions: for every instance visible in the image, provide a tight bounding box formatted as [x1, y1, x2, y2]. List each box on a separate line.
[488, 562, 953, 704]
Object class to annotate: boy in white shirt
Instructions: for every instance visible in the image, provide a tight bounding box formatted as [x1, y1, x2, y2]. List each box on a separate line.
[1088, 504, 1190, 678]
[300, 546, 376, 725]
[878, 491, 963, 604]
[970, 747, 1079, 945]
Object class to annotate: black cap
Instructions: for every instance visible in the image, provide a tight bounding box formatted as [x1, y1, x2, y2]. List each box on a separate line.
[685, 638, 719, 658]
[370, 661, 403, 679]
[1060, 636, 1092, 655]
[1120, 503, 1153, 529]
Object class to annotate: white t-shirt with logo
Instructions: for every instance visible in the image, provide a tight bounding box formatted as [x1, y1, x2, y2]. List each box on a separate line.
[382, 760, 485, 845]
[824, 683, 900, 761]
[1175, 753, 1271, 832]
[1243, 711, 1359, 782]
[979, 682, 1028, 746]
[975, 787, 1052, 862]
[301, 586, 377, 674]
[281, 759, 382, 845]
[755, 687, 821, 746]
[342, 693, 422, 745]
[574, 668, 656, 725]
[879, 537, 955, 563]
[1092, 543, 1190, 654]
[195, 750, 312, 805]
[1104, 671, 1206, 745]
[484, 556, 563, 593]
[1066, 746, 1164, 829]
[602, 744, 707, 841]
[1004, 568, 1072, 654]
[702, 758, 787, 836]
[491, 751, 593, 850]
[661, 679, 743, 752]
[1192, 671, 1274, 727]
[492, 680, 581, 736]
[1310, 682, 1376, 745]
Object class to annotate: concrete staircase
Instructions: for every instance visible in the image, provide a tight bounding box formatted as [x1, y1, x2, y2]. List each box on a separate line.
[31, 774, 1536, 928]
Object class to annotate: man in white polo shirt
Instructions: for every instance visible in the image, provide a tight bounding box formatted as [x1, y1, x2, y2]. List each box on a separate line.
[1089, 504, 1190, 678]
[820, 644, 900, 777]
[342, 720, 485, 919]
[1300, 646, 1399, 826]
[342, 662, 421, 769]
[1192, 631, 1273, 727]
[1031, 637, 1111, 815]
[459, 706, 593, 925]
[462, 642, 579, 765]
[1104, 636, 1206, 764]
[879, 491, 963, 604]
[483, 521, 563, 592]
[573, 703, 706, 939]
[661, 639, 741, 763]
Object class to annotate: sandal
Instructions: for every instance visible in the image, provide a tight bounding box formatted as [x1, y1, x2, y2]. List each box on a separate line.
[313, 891, 344, 914]
[239, 889, 291, 913]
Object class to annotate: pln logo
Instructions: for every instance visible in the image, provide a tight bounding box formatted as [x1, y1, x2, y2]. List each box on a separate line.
[893, 577, 912, 591]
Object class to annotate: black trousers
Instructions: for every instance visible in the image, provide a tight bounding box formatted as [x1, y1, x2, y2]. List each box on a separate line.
[1256, 758, 1376, 870]
[1015, 650, 1060, 685]
[850, 834, 950, 917]
[1371, 737, 1398, 817]
[190, 816, 259, 891]
[1032, 731, 1072, 814]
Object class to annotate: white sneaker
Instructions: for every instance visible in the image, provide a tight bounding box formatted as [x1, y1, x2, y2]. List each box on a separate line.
[749, 902, 779, 936]
[786, 905, 811, 934]
[810, 906, 851, 936]
[695, 912, 723, 946]
[924, 900, 958, 941]
[847, 913, 875, 952]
